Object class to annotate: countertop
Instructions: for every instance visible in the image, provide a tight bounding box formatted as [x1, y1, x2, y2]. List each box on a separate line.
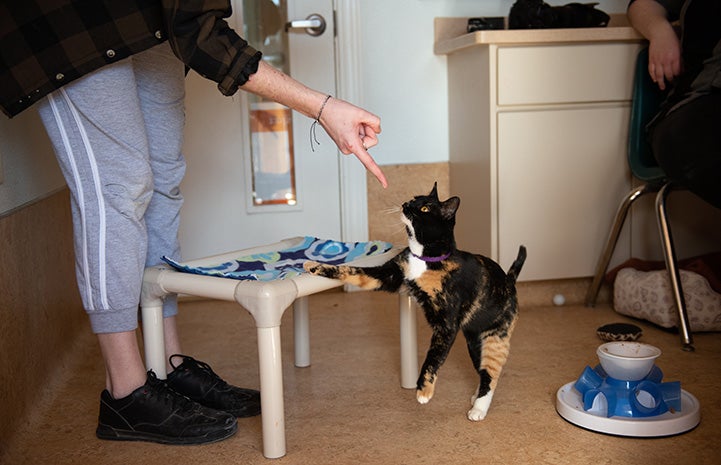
[434, 15, 644, 55]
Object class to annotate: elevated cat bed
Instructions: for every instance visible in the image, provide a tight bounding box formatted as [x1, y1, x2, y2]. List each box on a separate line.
[161, 236, 393, 281]
[140, 236, 417, 459]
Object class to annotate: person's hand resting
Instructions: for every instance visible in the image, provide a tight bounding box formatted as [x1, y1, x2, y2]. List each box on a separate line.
[647, 26, 682, 90]
[627, 0, 682, 91]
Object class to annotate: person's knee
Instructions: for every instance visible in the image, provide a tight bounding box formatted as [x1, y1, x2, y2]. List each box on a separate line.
[105, 171, 154, 221]
[650, 131, 685, 179]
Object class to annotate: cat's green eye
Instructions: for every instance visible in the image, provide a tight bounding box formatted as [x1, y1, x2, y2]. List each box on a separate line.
[421, 205, 430, 213]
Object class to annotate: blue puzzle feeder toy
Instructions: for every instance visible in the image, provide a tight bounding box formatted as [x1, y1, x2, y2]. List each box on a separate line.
[574, 342, 681, 418]
[556, 341, 700, 436]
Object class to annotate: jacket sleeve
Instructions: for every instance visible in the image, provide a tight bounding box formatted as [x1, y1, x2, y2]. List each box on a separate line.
[161, 0, 262, 96]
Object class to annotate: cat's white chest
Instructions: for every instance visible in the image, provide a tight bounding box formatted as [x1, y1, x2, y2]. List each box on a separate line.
[406, 255, 428, 280]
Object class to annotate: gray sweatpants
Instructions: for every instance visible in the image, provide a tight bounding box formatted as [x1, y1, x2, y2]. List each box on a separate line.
[37, 43, 186, 334]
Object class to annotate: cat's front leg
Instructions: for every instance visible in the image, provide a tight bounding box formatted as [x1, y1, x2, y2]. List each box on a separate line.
[303, 261, 383, 290]
[416, 371, 437, 404]
[304, 259, 404, 292]
[416, 328, 457, 404]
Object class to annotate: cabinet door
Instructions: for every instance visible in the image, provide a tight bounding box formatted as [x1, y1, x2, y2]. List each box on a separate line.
[497, 105, 632, 280]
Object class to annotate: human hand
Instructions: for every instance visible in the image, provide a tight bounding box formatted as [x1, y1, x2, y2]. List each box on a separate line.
[319, 98, 388, 188]
[647, 28, 682, 90]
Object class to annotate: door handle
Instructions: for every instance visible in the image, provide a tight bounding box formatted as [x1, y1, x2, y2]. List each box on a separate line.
[285, 13, 326, 37]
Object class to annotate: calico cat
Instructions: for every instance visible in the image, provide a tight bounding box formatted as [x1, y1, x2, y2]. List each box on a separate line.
[304, 183, 526, 421]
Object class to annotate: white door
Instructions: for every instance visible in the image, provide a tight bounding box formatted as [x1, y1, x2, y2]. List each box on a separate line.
[178, 0, 345, 259]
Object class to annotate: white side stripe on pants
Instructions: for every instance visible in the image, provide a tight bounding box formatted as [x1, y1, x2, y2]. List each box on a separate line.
[47, 90, 110, 309]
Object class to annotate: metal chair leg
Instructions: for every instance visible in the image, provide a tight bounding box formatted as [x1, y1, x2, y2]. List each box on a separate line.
[586, 184, 657, 307]
[656, 183, 695, 351]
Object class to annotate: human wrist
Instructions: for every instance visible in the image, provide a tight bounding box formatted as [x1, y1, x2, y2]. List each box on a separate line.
[309, 94, 332, 152]
[313, 94, 332, 123]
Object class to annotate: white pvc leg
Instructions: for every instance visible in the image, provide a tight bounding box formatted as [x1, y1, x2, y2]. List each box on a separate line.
[141, 303, 167, 379]
[257, 326, 286, 459]
[399, 292, 418, 389]
[293, 296, 311, 368]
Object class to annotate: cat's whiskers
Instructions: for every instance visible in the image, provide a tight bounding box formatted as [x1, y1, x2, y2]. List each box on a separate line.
[377, 204, 408, 240]
[389, 222, 407, 238]
[380, 205, 401, 216]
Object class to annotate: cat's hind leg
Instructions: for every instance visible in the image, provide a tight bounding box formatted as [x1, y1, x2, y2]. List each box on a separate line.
[466, 329, 514, 421]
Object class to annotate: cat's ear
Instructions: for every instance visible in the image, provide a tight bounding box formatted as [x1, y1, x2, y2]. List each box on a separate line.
[441, 196, 460, 219]
[429, 182, 439, 200]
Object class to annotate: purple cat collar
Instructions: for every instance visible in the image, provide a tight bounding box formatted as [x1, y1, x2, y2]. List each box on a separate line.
[412, 251, 451, 262]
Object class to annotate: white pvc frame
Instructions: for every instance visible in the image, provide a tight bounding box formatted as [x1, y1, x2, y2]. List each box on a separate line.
[140, 237, 418, 458]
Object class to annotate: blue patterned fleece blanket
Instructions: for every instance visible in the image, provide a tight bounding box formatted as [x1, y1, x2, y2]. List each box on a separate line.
[162, 236, 393, 282]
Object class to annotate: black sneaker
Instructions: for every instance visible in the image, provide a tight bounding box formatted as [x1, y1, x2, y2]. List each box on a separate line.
[96, 370, 237, 445]
[166, 354, 261, 418]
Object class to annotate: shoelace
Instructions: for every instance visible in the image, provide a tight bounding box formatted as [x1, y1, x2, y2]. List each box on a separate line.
[170, 355, 229, 389]
[145, 370, 198, 410]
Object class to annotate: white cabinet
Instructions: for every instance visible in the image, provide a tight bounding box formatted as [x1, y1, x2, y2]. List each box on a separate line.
[441, 30, 644, 280]
[497, 105, 632, 279]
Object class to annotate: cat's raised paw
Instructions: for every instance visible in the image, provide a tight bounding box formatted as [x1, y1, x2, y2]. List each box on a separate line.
[303, 261, 323, 274]
[304, 261, 342, 280]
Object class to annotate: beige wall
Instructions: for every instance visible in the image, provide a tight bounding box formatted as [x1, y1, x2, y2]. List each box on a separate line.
[365, 162, 608, 307]
[0, 189, 85, 448]
[367, 163, 450, 246]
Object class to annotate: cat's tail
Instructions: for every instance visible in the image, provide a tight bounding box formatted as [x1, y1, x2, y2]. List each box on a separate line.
[506, 245, 527, 285]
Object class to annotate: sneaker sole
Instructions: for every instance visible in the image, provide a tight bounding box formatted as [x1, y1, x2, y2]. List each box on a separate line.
[96, 420, 238, 445]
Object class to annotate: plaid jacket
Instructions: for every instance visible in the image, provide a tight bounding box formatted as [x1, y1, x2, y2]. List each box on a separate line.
[0, 0, 261, 117]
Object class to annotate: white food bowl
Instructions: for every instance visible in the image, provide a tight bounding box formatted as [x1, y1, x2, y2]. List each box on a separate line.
[596, 342, 662, 381]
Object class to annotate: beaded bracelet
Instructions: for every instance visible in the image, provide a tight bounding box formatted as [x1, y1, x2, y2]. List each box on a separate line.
[310, 95, 332, 152]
